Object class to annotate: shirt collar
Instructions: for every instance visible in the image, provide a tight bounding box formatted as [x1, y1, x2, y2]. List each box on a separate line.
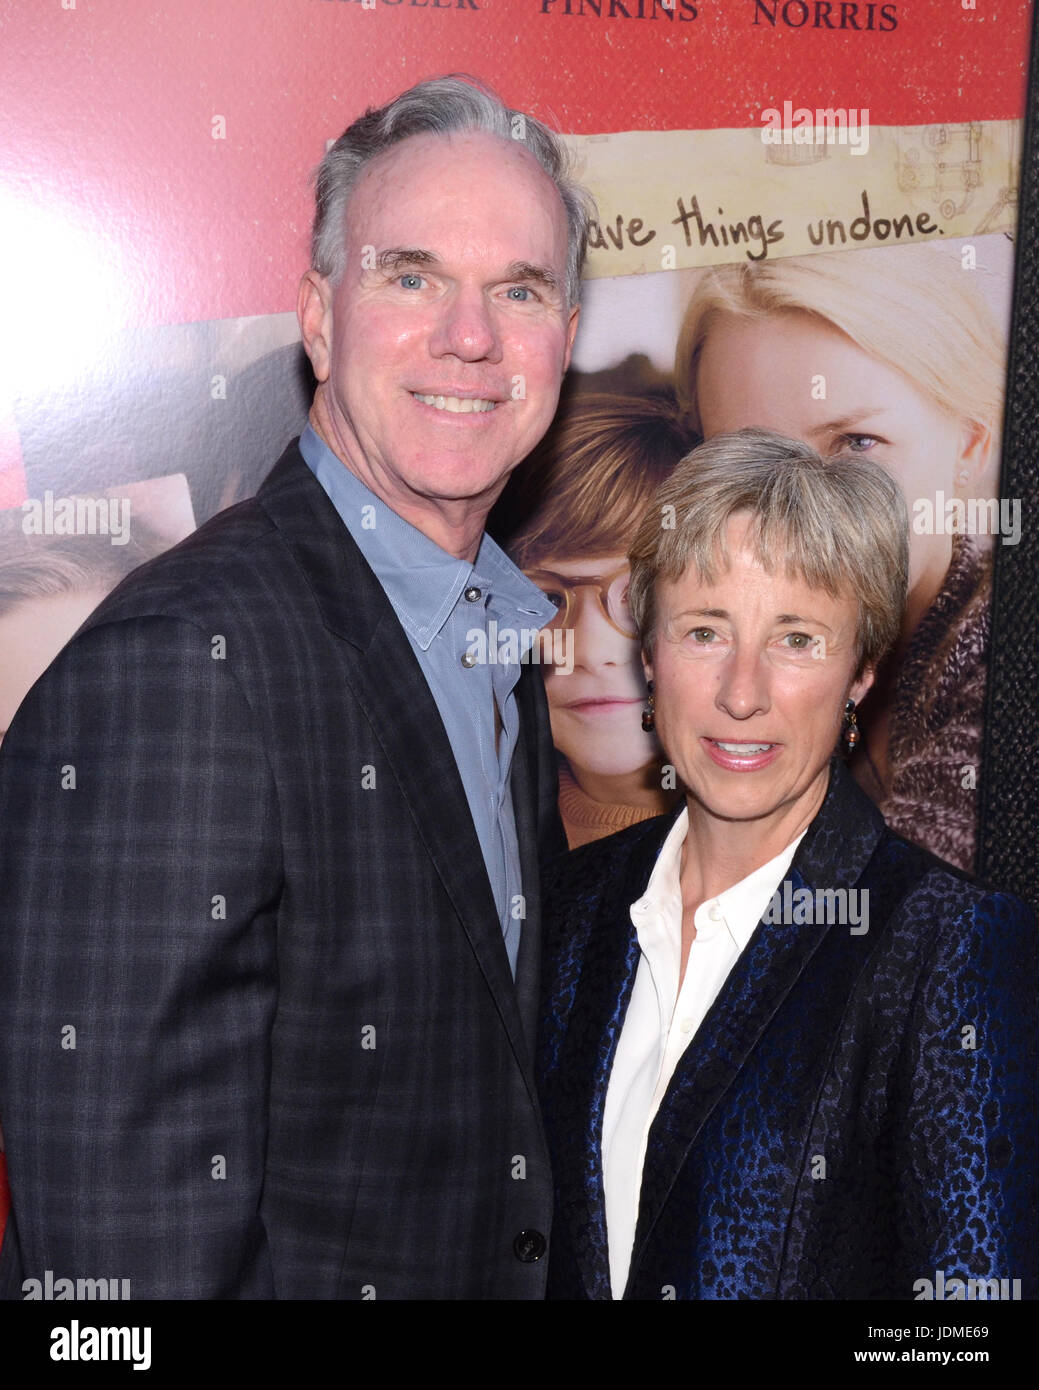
[633, 806, 687, 924]
[299, 424, 554, 649]
[632, 805, 807, 950]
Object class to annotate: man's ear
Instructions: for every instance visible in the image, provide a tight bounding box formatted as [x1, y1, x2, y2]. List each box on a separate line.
[562, 303, 580, 374]
[298, 270, 334, 383]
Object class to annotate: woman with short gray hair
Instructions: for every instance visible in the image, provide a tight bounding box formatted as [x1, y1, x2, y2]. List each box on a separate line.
[537, 428, 1037, 1301]
[627, 428, 908, 676]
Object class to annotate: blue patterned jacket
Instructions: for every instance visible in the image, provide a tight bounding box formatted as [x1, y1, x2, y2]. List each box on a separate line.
[537, 760, 1039, 1300]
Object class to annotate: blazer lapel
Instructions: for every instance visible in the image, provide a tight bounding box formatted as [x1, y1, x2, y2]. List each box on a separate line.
[254, 443, 538, 1098]
[629, 760, 885, 1285]
[552, 819, 675, 1300]
[511, 668, 546, 1050]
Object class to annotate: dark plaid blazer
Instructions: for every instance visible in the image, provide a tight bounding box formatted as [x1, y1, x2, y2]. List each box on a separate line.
[538, 761, 1039, 1300]
[0, 441, 563, 1300]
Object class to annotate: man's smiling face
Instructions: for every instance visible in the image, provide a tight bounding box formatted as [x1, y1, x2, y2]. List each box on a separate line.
[300, 128, 579, 545]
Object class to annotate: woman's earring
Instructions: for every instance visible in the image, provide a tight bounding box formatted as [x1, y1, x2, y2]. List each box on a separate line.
[842, 697, 860, 752]
[642, 680, 655, 733]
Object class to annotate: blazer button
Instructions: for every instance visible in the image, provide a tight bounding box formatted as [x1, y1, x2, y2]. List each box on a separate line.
[513, 1229, 547, 1262]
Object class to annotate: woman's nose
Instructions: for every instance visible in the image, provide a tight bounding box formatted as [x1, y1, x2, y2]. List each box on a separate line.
[714, 645, 771, 719]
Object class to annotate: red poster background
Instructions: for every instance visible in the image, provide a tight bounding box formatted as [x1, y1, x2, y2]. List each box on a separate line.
[0, 0, 1033, 1257]
[0, 0, 1031, 328]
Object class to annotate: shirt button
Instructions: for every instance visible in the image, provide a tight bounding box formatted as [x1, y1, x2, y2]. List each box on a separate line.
[680, 1018, 694, 1034]
[464, 585, 482, 602]
[707, 903, 722, 922]
[513, 1229, 547, 1263]
[460, 650, 478, 668]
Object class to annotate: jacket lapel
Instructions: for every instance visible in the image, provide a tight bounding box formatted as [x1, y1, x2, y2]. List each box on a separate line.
[628, 761, 885, 1287]
[511, 668, 547, 1049]
[551, 817, 676, 1300]
[254, 443, 538, 1099]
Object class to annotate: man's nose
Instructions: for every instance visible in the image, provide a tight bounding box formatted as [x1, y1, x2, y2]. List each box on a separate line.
[715, 645, 771, 720]
[428, 286, 502, 362]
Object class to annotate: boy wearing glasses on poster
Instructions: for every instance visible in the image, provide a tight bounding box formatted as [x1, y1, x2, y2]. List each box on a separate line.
[500, 392, 694, 847]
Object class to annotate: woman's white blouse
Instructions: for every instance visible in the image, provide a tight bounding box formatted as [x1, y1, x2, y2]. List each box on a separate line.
[602, 809, 806, 1298]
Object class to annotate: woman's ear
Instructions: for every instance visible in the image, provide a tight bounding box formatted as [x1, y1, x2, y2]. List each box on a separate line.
[641, 647, 654, 686]
[849, 662, 875, 708]
[954, 419, 992, 492]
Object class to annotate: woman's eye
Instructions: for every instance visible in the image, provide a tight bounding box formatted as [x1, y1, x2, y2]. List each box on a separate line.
[781, 632, 813, 650]
[690, 627, 716, 643]
[398, 273, 425, 290]
[840, 432, 879, 453]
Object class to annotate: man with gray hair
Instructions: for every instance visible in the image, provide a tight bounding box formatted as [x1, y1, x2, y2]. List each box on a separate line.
[0, 75, 592, 1299]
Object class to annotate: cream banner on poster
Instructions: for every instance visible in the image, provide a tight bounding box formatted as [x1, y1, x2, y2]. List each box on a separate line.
[568, 120, 1021, 279]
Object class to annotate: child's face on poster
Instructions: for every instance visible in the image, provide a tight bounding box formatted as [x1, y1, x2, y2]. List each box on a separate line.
[535, 553, 657, 783]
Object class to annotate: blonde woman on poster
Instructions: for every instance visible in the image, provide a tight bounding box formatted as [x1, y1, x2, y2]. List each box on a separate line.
[674, 246, 1004, 871]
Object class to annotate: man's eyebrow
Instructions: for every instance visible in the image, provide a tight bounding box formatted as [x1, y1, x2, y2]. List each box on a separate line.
[371, 250, 562, 293]
[375, 248, 439, 272]
[503, 260, 561, 291]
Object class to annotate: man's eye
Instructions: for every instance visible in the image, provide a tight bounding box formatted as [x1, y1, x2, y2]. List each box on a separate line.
[398, 273, 425, 290]
[506, 285, 533, 301]
[690, 627, 716, 643]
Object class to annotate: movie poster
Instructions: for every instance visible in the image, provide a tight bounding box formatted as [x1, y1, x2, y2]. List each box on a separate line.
[0, 0, 1034, 1325]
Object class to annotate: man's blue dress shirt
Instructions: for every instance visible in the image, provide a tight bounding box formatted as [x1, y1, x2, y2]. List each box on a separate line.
[299, 424, 555, 975]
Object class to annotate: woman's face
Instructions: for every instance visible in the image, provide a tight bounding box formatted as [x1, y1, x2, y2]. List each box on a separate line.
[530, 552, 657, 782]
[695, 310, 987, 627]
[645, 515, 872, 836]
